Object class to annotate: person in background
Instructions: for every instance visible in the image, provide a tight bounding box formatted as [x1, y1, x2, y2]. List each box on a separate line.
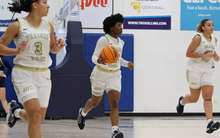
[0, 55, 12, 117]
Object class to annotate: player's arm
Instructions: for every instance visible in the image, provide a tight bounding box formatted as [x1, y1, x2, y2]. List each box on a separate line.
[119, 40, 129, 67]
[186, 35, 213, 58]
[213, 37, 219, 62]
[49, 21, 66, 54]
[3, 58, 12, 77]
[0, 21, 21, 55]
[120, 58, 134, 70]
[119, 40, 133, 70]
[91, 36, 108, 65]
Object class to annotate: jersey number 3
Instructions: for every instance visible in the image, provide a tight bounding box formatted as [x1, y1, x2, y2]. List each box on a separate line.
[34, 42, 43, 55]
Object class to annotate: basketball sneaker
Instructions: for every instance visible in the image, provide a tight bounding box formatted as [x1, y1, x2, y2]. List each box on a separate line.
[77, 108, 87, 130]
[206, 121, 220, 134]
[6, 100, 20, 128]
[112, 130, 124, 138]
[176, 96, 185, 115]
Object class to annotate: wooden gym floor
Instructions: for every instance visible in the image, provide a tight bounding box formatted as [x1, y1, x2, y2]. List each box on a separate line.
[0, 116, 220, 138]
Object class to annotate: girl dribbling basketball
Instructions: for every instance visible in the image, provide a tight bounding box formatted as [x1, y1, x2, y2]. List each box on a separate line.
[77, 13, 134, 138]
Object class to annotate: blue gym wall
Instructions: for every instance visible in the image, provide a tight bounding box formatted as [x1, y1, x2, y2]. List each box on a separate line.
[0, 32, 134, 112]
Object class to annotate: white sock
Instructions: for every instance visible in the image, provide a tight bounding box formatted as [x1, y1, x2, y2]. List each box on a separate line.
[112, 126, 119, 133]
[180, 100, 185, 106]
[207, 119, 213, 124]
[81, 109, 87, 117]
[14, 109, 21, 118]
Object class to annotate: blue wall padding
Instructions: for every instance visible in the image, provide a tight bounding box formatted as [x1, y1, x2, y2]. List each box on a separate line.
[83, 33, 134, 111]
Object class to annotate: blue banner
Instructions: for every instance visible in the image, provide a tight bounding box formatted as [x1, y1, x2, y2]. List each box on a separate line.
[181, 0, 220, 30]
[0, 20, 12, 27]
[124, 16, 171, 30]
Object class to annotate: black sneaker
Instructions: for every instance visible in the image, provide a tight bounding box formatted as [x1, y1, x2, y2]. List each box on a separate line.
[77, 108, 87, 130]
[176, 96, 184, 115]
[6, 100, 20, 128]
[206, 121, 220, 134]
[112, 130, 124, 138]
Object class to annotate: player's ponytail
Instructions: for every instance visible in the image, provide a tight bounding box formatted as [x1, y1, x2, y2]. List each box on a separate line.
[197, 19, 210, 33]
[8, 0, 38, 22]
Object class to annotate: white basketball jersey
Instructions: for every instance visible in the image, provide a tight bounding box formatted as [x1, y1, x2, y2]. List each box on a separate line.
[13, 18, 52, 68]
[187, 33, 216, 73]
[98, 34, 124, 70]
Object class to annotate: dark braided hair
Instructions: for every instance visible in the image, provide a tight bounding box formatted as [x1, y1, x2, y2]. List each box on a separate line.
[197, 19, 210, 33]
[103, 13, 124, 34]
[8, 0, 39, 21]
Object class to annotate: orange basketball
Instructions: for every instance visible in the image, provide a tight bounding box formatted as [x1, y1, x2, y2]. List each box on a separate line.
[100, 45, 119, 64]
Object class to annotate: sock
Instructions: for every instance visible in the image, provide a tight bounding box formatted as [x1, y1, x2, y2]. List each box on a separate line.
[81, 109, 87, 117]
[180, 100, 185, 106]
[14, 109, 21, 118]
[207, 119, 213, 124]
[112, 126, 119, 133]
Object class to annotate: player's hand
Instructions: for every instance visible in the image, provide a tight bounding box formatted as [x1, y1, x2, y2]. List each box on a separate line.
[205, 52, 214, 58]
[0, 72, 6, 78]
[213, 54, 219, 62]
[97, 55, 106, 65]
[128, 62, 134, 70]
[2, 74, 6, 78]
[0, 72, 3, 77]
[54, 36, 66, 50]
[17, 41, 28, 54]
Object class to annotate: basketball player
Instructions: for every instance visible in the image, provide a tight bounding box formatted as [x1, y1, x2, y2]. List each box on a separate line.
[0, 0, 66, 138]
[0, 55, 12, 116]
[176, 19, 220, 134]
[77, 13, 134, 138]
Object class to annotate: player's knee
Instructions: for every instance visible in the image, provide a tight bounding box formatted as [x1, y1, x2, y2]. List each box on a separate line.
[110, 99, 119, 109]
[191, 97, 199, 103]
[28, 108, 41, 124]
[203, 94, 212, 100]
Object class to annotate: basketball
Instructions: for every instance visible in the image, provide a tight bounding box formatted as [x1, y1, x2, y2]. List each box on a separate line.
[100, 45, 119, 64]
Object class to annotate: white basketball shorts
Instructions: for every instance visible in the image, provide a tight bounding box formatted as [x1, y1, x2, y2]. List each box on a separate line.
[90, 66, 121, 97]
[12, 67, 51, 108]
[186, 69, 214, 89]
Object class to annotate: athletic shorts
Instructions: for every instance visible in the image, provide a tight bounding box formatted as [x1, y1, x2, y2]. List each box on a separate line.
[90, 66, 121, 97]
[12, 66, 51, 108]
[0, 77, 5, 88]
[186, 69, 214, 89]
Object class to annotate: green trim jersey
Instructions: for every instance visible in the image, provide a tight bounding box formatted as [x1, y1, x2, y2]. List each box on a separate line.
[91, 34, 128, 71]
[13, 18, 52, 68]
[187, 33, 217, 73]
